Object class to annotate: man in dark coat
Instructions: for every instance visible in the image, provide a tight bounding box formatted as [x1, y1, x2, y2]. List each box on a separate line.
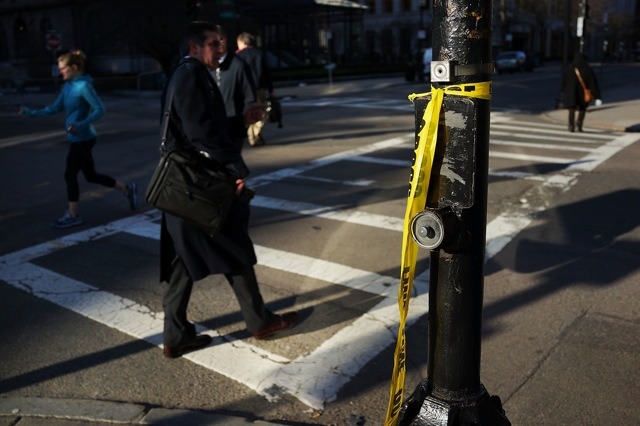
[213, 25, 258, 151]
[559, 52, 601, 132]
[236, 32, 274, 146]
[159, 22, 298, 358]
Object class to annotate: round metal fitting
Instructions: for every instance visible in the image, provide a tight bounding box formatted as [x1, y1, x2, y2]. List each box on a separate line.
[411, 210, 445, 249]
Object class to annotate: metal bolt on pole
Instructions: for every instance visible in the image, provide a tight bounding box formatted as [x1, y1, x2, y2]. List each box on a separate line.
[399, 0, 511, 424]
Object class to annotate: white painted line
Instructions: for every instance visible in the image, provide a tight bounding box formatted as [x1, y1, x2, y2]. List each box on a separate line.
[488, 170, 540, 180]
[0, 215, 429, 410]
[292, 174, 375, 187]
[491, 130, 603, 144]
[490, 151, 576, 163]
[283, 98, 411, 111]
[124, 220, 403, 298]
[492, 123, 612, 139]
[0, 130, 66, 149]
[1, 263, 164, 346]
[485, 213, 533, 261]
[339, 103, 411, 111]
[563, 133, 639, 173]
[347, 156, 410, 167]
[3, 129, 634, 411]
[248, 134, 413, 188]
[255, 245, 399, 297]
[502, 119, 621, 135]
[251, 195, 404, 232]
[264, 292, 430, 409]
[493, 120, 568, 130]
[0, 212, 160, 267]
[490, 139, 592, 152]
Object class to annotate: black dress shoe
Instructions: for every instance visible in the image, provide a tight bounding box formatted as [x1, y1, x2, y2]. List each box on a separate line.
[163, 335, 213, 358]
[253, 312, 299, 340]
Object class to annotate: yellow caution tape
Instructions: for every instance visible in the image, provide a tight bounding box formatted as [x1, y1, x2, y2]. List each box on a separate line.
[384, 82, 491, 426]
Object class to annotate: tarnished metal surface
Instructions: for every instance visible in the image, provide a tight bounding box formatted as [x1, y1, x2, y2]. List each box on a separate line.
[400, 0, 512, 424]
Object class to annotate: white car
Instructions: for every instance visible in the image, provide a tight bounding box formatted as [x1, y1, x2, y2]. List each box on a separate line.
[496, 51, 527, 73]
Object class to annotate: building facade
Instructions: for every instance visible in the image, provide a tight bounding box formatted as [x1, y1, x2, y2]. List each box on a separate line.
[0, 0, 638, 84]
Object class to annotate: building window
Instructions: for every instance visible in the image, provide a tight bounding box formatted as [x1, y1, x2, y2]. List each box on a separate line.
[383, 0, 393, 13]
[403, 0, 412, 12]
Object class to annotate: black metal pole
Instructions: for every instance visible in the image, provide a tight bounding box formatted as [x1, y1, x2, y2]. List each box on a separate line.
[399, 0, 510, 424]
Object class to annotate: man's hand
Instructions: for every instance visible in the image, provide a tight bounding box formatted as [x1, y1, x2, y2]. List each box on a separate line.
[235, 178, 246, 195]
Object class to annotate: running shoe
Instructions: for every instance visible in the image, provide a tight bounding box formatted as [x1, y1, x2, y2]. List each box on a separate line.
[126, 181, 138, 210]
[52, 211, 83, 229]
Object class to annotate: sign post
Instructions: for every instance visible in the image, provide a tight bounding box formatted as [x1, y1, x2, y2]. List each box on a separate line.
[45, 32, 61, 51]
[397, 0, 512, 424]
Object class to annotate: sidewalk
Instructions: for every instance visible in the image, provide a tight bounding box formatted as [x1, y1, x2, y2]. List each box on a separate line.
[0, 397, 286, 425]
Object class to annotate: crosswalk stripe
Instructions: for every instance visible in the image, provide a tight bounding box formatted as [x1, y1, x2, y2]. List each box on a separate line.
[493, 123, 612, 139]
[124, 220, 403, 298]
[347, 155, 409, 167]
[0, 214, 429, 410]
[251, 195, 404, 231]
[490, 139, 593, 152]
[2, 122, 634, 411]
[503, 119, 621, 135]
[491, 130, 603, 144]
[248, 134, 413, 188]
[292, 174, 375, 187]
[490, 151, 577, 163]
[0, 129, 66, 149]
[283, 97, 411, 111]
[0, 202, 533, 409]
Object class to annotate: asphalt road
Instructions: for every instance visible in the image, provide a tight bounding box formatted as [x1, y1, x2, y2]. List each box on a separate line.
[1, 63, 638, 425]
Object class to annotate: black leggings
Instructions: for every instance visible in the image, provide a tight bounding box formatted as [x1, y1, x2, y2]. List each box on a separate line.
[65, 138, 116, 202]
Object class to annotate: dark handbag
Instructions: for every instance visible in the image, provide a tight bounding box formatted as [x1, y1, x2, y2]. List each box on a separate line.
[145, 82, 236, 234]
[267, 96, 283, 128]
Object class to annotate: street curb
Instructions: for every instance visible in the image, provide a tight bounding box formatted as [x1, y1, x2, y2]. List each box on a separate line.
[0, 397, 286, 425]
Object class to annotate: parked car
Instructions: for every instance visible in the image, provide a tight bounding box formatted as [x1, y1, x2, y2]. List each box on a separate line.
[495, 51, 526, 73]
[422, 47, 433, 79]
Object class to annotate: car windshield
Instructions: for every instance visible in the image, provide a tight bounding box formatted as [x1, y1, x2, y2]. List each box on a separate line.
[500, 53, 516, 59]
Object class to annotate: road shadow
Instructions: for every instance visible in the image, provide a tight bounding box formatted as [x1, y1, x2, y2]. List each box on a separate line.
[484, 189, 640, 324]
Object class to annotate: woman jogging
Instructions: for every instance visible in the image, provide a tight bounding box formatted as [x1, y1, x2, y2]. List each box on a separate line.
[20, 50, 137, 229]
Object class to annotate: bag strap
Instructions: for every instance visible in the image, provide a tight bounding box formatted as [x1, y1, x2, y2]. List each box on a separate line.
[574, 67, 588, 92]
[159, 78, 176, 154]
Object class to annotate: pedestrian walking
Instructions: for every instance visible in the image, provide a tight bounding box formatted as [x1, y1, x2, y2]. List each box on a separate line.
[212, 25, 261, 151]
[236, 32, 274, 147]
[559, 52, 602, 132]
[159, 22, 298, 358]
[19, 50, 138, 229]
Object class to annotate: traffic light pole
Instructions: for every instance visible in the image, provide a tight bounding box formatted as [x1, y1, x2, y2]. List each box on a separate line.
[399, 0, 511, 424]
[577, 0, 590, 53]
